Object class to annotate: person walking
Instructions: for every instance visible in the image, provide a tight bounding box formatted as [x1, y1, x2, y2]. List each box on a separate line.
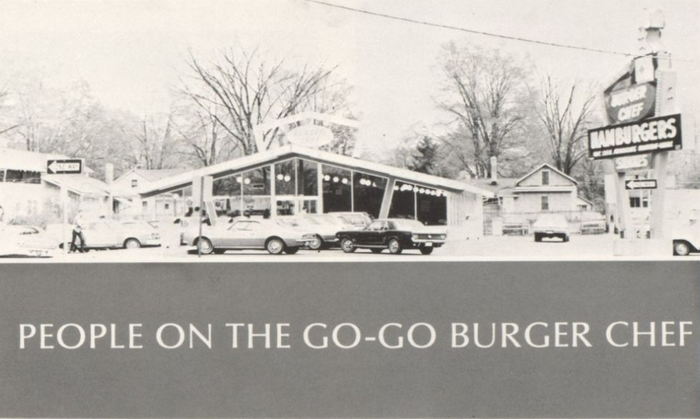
[69, 212, 87, 253]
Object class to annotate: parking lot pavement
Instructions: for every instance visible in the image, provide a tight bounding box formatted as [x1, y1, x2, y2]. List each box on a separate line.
[25, 233, 697, 262]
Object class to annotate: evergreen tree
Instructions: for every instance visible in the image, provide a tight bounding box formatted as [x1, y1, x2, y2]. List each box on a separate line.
[409, 136, 439, 174]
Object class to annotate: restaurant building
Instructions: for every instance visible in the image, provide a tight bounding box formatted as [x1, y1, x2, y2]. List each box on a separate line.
[135, 145, 493, 239]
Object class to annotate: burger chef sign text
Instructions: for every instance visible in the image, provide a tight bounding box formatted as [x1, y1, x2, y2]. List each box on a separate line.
[605, 82, 656, 124]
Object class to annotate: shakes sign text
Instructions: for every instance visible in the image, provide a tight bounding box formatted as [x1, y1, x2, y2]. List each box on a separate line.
[588, 113, 682, 159]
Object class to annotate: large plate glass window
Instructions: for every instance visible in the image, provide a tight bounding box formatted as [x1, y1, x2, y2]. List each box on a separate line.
[242, 166, 271, 218]
[322, 165, 352, 212]
[274, 160, 296, 195]
[389, 181, 416, 219]
[297, 159, 318, 196]
[416, 187, 447, 225]
[352, 172, 387, 219]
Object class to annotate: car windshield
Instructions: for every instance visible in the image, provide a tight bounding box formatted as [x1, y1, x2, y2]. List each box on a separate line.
[391, 219, 425, 230]
[275, 218, 300, 228]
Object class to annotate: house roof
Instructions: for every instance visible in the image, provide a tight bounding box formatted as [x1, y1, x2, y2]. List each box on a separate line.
[515, 163, 578, 187]
[463, 177, 518, 194]
[117, 168, 190, 183]
[138, 145, 494, 198]
[44, 174, 110, 197]
[0, 147, 94, 174]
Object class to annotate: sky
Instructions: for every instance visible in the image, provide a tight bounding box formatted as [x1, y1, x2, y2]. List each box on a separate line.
[0, 0, 698, 154]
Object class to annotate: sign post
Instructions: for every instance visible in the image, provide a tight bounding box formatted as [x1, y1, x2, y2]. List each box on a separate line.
[47, 159, 83, 255]
[587, 10, 681, 253]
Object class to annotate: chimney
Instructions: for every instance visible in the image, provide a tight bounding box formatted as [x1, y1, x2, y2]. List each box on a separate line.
[489, 156, 498, 184]
[105, 163, 114, 185]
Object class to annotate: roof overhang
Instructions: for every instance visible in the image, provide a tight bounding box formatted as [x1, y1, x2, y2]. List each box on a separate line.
[139, 145, 494, 198]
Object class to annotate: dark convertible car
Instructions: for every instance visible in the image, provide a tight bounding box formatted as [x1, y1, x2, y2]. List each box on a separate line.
[336, 218, 447, 255]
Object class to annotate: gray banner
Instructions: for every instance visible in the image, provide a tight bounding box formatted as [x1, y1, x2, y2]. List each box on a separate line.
[0, 262, 698, 417]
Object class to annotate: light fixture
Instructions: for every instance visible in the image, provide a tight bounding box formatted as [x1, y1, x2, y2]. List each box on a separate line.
[341, 177, 348, 184]
[276, 174, 284, 181]
[284, 175, 291, 182]
[323, 174, 331, 181]
[236, 176, 243, 183]
[406, 185, 414, 191]
[333, 176, 339, 183]
[244, 178, 251, 185]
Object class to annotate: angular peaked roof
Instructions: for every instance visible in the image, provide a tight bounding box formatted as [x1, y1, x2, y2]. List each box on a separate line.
[138, 145, 494, 197]
[515, 163, 578, 187]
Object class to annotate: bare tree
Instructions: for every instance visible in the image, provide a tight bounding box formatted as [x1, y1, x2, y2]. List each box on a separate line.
[181, 48, 336, 156]
[130, 112, 180, 170]
[438, 42, 533, 178]
[170, 101, 239, 167]
[0, 88, 19, 137]
[537, 76, 596, 175]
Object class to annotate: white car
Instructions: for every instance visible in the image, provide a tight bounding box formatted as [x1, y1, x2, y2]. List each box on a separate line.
[277, 214, 354, 250]
[182, 218, 316, 255]
[48, 220, 161, 250]
[0, 224, 54, 258]
[672, 213, 700, 256]
[532, 213, 570, 242]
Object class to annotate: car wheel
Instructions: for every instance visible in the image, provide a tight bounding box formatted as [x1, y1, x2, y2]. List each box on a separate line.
[673, 240, 691, 256]
[124, 238, 141, 249]
[562, 235, 569, 242]
[534, 233, 541, 242]
[340, 238, 356, 253]
[370, 248, 383, 254]
[308, 235, 323, 251]
[265, 237, 285, 255]
[387, 238, 402, 255]
[419, 246, 434, 255]
[285, 247, 300, 255]
[196, 237, 214, 255]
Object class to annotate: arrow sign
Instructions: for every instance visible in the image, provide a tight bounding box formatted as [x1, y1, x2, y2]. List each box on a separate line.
[625, 179, 657, 190]
[47, 159, 83, 175]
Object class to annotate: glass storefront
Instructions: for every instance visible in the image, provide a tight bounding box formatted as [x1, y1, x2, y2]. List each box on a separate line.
[147, 157, 448, 225]
[322, 164, 352, 213]
[389, 181, 416, 220]
[353, 172, 387, 218]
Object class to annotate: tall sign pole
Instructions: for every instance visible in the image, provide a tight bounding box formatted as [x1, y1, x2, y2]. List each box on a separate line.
[587, 9, 682, 254]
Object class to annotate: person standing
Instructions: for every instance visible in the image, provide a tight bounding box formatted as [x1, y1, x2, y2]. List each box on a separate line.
[69, 212, 87, 253]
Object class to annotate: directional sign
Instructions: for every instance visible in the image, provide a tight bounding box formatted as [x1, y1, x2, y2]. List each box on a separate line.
[625, 179, 657, 190]
[47, 159, 82, 175]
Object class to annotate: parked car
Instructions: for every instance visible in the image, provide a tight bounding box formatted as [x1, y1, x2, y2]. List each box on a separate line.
[183, 218, 316, 255]
[672, 211, 700, 256]
[0, 224, 54, 258]
[48, 220, 161, 250]
[532, 213, 570, 242]
[336, 218, 447, 255]
[328, 212, 373, 230]
[277, 214, 353, 250]
[579, 212, 607, 234]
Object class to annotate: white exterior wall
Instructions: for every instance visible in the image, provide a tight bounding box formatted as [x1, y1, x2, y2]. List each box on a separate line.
[447, 191, 483, 240]
[512, 192, 573, 213]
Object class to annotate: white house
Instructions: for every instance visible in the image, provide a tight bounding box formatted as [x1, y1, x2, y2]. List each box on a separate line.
[500, 163, 592, 214]
[0, 147, 111, 224]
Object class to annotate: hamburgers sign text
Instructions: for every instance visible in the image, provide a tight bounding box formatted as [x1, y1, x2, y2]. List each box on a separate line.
[588, 113, 682, 159]
[605, 82, 656, 124]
